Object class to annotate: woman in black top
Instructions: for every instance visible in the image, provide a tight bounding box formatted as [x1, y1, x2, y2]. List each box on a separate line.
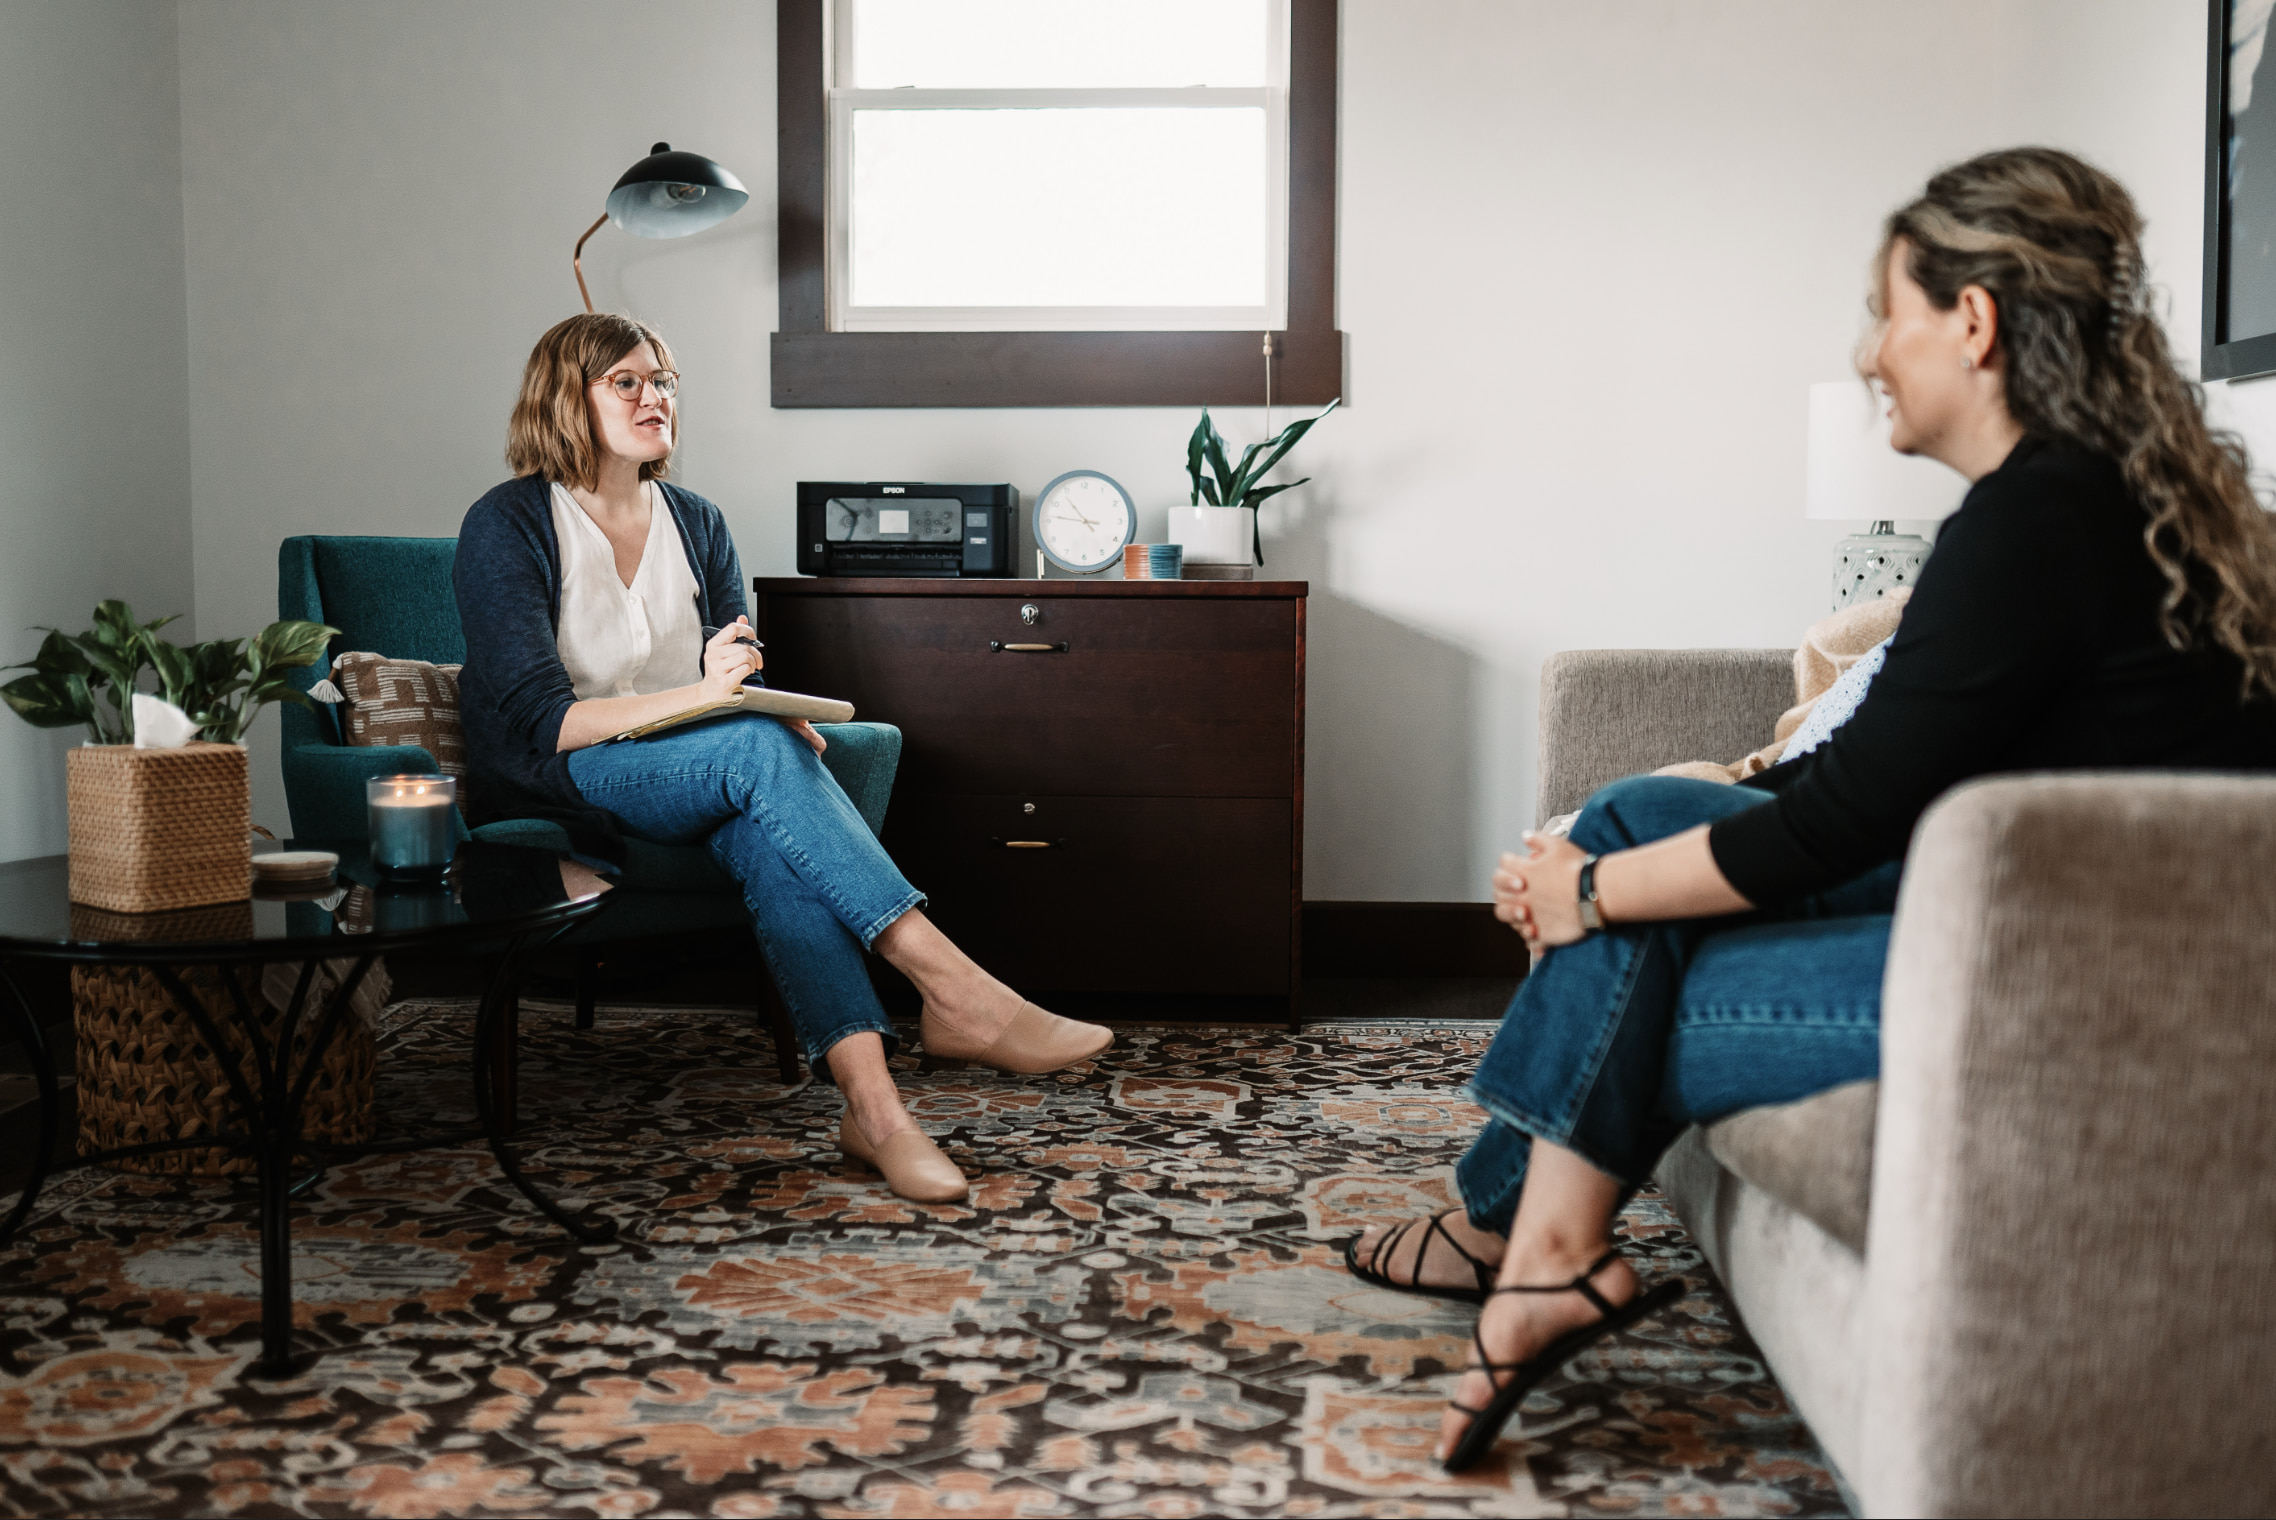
[1347, 148, 2276, 1470]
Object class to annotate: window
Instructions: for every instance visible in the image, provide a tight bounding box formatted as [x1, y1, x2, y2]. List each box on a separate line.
[833, 0, 1284, 332]
[774, 0, 1342, 407]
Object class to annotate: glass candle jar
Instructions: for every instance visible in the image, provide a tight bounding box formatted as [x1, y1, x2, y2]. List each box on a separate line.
[366, 774, 457, 877]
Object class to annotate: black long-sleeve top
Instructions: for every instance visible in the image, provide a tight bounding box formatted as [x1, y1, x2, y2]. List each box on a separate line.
[1709, 436, 2276, 904]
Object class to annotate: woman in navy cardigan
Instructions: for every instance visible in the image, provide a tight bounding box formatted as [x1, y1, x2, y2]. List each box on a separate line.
[455, 313, 1112, 1203]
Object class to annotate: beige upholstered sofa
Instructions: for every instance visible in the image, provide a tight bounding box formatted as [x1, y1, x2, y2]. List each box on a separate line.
[1538, 649, 2276, 1518]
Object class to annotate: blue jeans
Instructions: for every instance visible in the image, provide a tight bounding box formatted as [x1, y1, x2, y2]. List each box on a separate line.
[566, 716, 924, 1073]
[1456, 776, 1899, 1235]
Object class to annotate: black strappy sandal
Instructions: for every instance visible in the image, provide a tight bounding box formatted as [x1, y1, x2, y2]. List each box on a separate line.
[1439, 1248, 1685, 1473]
[1342, 1211, 1497, 1305]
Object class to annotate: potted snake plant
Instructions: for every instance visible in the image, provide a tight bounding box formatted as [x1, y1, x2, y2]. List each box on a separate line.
[1172, 399, 1337, 570]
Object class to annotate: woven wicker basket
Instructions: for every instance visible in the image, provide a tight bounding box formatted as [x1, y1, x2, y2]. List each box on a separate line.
[73, 954, 377, 1178]
[67, 743, 251, 912]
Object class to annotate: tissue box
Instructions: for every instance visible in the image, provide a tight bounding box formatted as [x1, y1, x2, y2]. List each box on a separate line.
[67, 743, 251, 913]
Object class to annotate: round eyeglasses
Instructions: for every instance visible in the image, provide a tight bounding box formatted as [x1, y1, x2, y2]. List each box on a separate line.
[597, 369, 679, 402]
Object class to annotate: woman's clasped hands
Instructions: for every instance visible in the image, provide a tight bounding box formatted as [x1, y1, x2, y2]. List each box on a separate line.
[1493, 831, 1592, 952]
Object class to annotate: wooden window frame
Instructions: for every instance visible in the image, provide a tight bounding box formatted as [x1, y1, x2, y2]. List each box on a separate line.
[772, 0, 1343, 408]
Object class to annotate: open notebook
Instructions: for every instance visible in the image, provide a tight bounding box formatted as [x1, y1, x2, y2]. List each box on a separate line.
[604, 684, 856, 744]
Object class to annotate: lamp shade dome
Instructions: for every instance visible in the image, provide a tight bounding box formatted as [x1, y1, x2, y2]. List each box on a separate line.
[604, 142, 750, 239]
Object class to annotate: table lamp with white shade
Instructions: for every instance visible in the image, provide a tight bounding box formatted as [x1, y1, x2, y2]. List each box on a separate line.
[1806, 381, 1965, 608]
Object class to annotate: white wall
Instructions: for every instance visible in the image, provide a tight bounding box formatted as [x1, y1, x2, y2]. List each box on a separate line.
[170, 0, 2213, 897]
[0, 2, 194, 864]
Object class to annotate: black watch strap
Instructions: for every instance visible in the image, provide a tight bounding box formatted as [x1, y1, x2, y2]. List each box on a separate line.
[1576, 854, 1605, 933]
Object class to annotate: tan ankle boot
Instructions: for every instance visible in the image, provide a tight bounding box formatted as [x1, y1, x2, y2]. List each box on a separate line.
[839, 1113, 968, 1203]
[919, 1000, 1113, 1075]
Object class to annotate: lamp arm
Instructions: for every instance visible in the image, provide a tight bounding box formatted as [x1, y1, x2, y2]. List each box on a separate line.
[571, 212, 609, 313]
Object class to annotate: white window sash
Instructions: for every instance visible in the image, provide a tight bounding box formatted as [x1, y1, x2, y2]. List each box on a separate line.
[823, 6, 1290, 333]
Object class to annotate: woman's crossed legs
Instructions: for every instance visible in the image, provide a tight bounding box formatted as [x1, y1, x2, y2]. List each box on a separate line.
[1347, 776, 1893, 1460]
[567, 716, 1108, 1185]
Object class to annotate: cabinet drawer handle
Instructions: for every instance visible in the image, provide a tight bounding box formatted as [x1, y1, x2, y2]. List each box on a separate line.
[990, 837, 1065, 849]
[990, 641, 1070, 653]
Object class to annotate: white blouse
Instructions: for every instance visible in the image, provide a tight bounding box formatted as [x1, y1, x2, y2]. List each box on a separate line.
[549, 481, 705, 700]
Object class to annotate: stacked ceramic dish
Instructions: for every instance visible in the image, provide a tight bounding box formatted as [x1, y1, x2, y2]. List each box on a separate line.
[251, 850, 339, 888]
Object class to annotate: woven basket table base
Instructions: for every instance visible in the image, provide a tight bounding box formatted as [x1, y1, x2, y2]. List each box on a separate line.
[73, 960, 376, 1177]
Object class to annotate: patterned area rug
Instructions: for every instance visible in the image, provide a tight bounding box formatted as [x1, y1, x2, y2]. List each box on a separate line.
[0, 1005, 1848, 1518]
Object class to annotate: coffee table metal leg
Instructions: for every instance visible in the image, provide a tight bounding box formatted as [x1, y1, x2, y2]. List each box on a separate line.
[472, 931, 617, 1245]
[254, 953, 377, 1375]
[254, 1115, 294, 1373]
[0, 962, 60, 1248]
[150, 962, 292, 1375]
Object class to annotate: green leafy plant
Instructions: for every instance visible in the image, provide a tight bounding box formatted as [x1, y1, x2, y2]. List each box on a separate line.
[2, 601, 337, 745]
[1183, 399, 1338, 566]
[0, 601, 177, 743]
[147, 621, 339, 743]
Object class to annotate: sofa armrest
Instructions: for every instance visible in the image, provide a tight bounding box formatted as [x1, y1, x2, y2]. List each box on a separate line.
[1861, 773, 2276, 1517]
[280, 740, 440, 841]
[1537, 649, 1791, 820]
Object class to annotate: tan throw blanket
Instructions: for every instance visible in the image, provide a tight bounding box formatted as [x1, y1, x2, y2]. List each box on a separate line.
[1654, 589, 1911, 785]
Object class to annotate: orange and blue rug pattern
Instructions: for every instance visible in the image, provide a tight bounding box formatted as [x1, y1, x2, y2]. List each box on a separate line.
[0, 1007, 1848, 1517]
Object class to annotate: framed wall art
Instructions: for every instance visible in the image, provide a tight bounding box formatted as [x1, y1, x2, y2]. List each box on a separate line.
[2206, 0, 2276, 379]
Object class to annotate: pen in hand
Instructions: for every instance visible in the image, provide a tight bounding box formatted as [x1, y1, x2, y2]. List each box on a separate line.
[731, 627, 764, 686]
[705, 623, 766, 686]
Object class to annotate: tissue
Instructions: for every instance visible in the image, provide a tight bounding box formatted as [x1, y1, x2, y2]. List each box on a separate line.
[132, 693, 204, 749]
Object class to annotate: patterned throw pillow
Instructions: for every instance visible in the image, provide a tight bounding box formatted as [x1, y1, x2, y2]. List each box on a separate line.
[326, 653, 469, 805]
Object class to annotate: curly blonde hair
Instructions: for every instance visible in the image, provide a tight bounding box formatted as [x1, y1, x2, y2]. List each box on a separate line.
[506, 313, 676, 491]
[1876, 147, 2276, 699]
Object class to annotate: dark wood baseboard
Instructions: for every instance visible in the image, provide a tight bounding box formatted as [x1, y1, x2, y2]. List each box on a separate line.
[1302, 901, 1531, 981]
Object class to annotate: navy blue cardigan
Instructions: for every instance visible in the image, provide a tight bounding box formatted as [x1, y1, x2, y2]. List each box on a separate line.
[454, 475, 748, 862]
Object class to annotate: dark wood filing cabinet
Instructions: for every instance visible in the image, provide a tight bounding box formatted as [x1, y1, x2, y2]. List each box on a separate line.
[751, 578, 1307, 1015]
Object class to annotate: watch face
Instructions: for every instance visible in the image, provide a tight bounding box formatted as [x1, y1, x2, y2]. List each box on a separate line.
[1035, 471, 1135, 571]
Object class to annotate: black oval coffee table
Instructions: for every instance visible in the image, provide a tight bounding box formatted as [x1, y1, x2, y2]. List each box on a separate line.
[0, 840, 613, 1375]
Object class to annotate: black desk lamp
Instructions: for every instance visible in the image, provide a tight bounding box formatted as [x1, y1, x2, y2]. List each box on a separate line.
[572, 142, 751, 311]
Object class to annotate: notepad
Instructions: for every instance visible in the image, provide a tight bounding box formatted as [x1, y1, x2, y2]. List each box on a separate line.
[604, 684, 856, 743]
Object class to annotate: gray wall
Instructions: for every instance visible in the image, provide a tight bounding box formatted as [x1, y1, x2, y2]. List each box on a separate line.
[82, 0, 2211, 893]
[0, 2, 194, 863]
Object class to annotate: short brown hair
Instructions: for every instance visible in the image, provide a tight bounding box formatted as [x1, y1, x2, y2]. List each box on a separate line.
[505, 313, 677, 490]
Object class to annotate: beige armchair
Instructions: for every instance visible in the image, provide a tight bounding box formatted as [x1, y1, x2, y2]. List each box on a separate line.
[1539, 649, 2276, 1518]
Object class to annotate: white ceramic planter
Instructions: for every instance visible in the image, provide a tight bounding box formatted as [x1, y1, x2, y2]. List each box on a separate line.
[1165, 506, 1255, 566]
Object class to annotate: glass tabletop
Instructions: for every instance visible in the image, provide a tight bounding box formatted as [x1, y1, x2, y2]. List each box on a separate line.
[0, 840, 612, 961]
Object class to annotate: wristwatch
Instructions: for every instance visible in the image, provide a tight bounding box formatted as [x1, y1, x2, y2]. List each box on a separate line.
[1575, 854, 1606, 933]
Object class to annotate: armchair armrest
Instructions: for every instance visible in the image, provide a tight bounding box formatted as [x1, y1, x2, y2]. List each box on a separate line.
[280, 740, 441, 841]
[1537, 649, 1792, 820]
[813, 721, 901, 838]
[1862, 773, 2276, 1516]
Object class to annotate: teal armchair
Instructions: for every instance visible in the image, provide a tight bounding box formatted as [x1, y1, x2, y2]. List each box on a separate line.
[277, 535, 902, 1080]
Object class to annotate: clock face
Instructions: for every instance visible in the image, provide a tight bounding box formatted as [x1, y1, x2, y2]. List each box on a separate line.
[1035, 471, 1136, 572]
